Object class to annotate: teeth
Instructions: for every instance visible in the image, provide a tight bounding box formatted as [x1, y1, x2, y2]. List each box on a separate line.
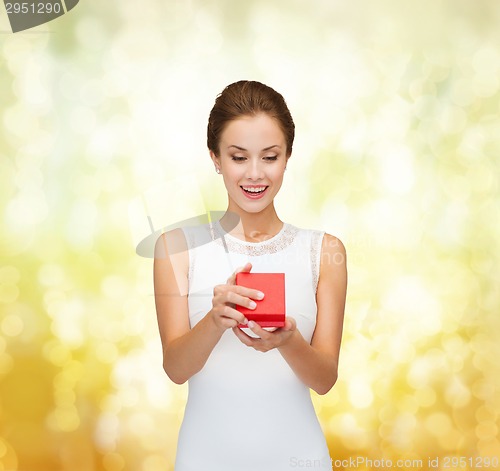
[242, 186, 267, 193]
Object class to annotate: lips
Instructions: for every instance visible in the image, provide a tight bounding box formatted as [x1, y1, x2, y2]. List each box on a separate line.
[240, 186, 269, 199]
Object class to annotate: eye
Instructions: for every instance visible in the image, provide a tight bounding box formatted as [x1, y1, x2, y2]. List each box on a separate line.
[231, 156, 246, 162]
[264, 155, 278, 161]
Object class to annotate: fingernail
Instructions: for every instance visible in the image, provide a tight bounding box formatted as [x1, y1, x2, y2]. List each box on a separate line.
[256, 292, 264, 299]
[249, 301, 257, 309]
[243, 318, 248, 324]
[248, 321, 255, 328]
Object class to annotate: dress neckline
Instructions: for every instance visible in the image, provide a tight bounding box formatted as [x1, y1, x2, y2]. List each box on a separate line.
[211, 220, 299, 255]
[214, 220, 288, 246]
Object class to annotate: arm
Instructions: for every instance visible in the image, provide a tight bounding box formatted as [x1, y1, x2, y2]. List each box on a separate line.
[280, 233, 347, 394]
[154, 229, 221, 384]
[154, 231, 261, 384]
[233, 233, 347, 395]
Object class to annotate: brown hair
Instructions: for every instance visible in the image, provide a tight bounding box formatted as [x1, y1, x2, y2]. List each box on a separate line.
[207, 80, 295, 157]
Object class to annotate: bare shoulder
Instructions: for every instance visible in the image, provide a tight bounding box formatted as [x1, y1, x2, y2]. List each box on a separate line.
[320, 233, 347, 274]
[154, 227, 188, 260]
[313, 232, 347, 358]
[154, 228, 189, 296]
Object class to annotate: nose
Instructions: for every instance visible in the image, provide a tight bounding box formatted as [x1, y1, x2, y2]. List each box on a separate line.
[245, 158, 264, 181]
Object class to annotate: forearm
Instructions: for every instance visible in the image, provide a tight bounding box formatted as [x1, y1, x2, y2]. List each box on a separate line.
[163, 312, 224, 384]
[278, 329, 338, 395]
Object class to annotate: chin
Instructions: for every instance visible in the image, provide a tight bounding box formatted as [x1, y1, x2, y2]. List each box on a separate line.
[238, 202, 269, 213]
[231, 198, 271, 214]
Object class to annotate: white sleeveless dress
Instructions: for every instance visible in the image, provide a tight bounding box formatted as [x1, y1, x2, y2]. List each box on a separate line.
[175, 220, 332, 471]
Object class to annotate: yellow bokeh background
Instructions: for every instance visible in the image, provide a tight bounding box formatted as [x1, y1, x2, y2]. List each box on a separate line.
[1, 1, 499, 470]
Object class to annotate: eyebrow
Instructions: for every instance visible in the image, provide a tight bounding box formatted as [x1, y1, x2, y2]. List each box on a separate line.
[227, 145, 281, 151]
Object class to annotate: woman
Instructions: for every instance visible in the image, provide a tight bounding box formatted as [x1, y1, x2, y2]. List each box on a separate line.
[154, 80, 347, 471]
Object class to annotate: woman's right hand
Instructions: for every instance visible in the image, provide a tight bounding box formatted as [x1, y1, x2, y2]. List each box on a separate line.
[209, 262, 264, 331]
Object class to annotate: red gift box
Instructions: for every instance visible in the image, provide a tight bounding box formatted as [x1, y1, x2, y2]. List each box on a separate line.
[235, 272, 285, 328]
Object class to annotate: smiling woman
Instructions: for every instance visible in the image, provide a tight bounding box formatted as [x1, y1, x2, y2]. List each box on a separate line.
[212, 113, 288, 214]
[153, 80, 347, 471]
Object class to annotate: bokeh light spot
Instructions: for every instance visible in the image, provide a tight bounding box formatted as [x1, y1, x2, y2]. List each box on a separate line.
[46, 406, 81, 432]
[95, 413, 120, 451]
[141, 454, 170, 471]
[0, 353, 14, 376]
[5, 190, 48, 227]
[348, 375, 374, 409]
[38, 264, 66, 288]
[42, 340, 72, 367]
[0, 438, 18, 470]
[0, 283, 20, 304]
[414, 386, 437, 408]
[102, 452, 126, 471]
[96, 342, 120, 365]
[475, 422, 499, 441]
[0, 266, 21, 285]
[425, 412, 452, 437]
[1, 314, 24, 337]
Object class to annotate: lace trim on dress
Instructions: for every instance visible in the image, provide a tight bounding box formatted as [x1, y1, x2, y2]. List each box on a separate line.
[310, 231, 325, 293]
[210, 220, 299, 256]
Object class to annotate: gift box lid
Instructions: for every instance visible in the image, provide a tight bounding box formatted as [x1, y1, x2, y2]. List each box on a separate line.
[235, 273, 285, 328]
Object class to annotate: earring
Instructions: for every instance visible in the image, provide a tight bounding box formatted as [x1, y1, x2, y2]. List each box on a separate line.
[215, 167, 221, 174]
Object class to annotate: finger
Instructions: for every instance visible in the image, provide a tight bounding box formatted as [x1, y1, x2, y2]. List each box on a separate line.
[220, 305, 248, 325]
[263, 327, 278, 332]
[220, 318, 239, 329]
[229, 285, 265, 301]
[217, 284, 264, 304]
[239, 262, 252, 273]
[227, 262, 252, 285]
[232, 326, 256, 346]
[224, 290, 258, 311]
[282, 317, 297, 331]
[213, 283, 226, 297]
[247, 320, 273, 340]
[226, 266, 243, 285]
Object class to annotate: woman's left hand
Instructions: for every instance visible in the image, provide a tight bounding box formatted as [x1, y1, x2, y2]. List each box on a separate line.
[232, 317, 297, 352]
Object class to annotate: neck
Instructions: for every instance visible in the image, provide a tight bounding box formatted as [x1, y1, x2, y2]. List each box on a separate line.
[219, 201, 283, 242]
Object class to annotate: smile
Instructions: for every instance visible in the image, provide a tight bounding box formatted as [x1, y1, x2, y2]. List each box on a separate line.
[240, 186, 269, 199]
